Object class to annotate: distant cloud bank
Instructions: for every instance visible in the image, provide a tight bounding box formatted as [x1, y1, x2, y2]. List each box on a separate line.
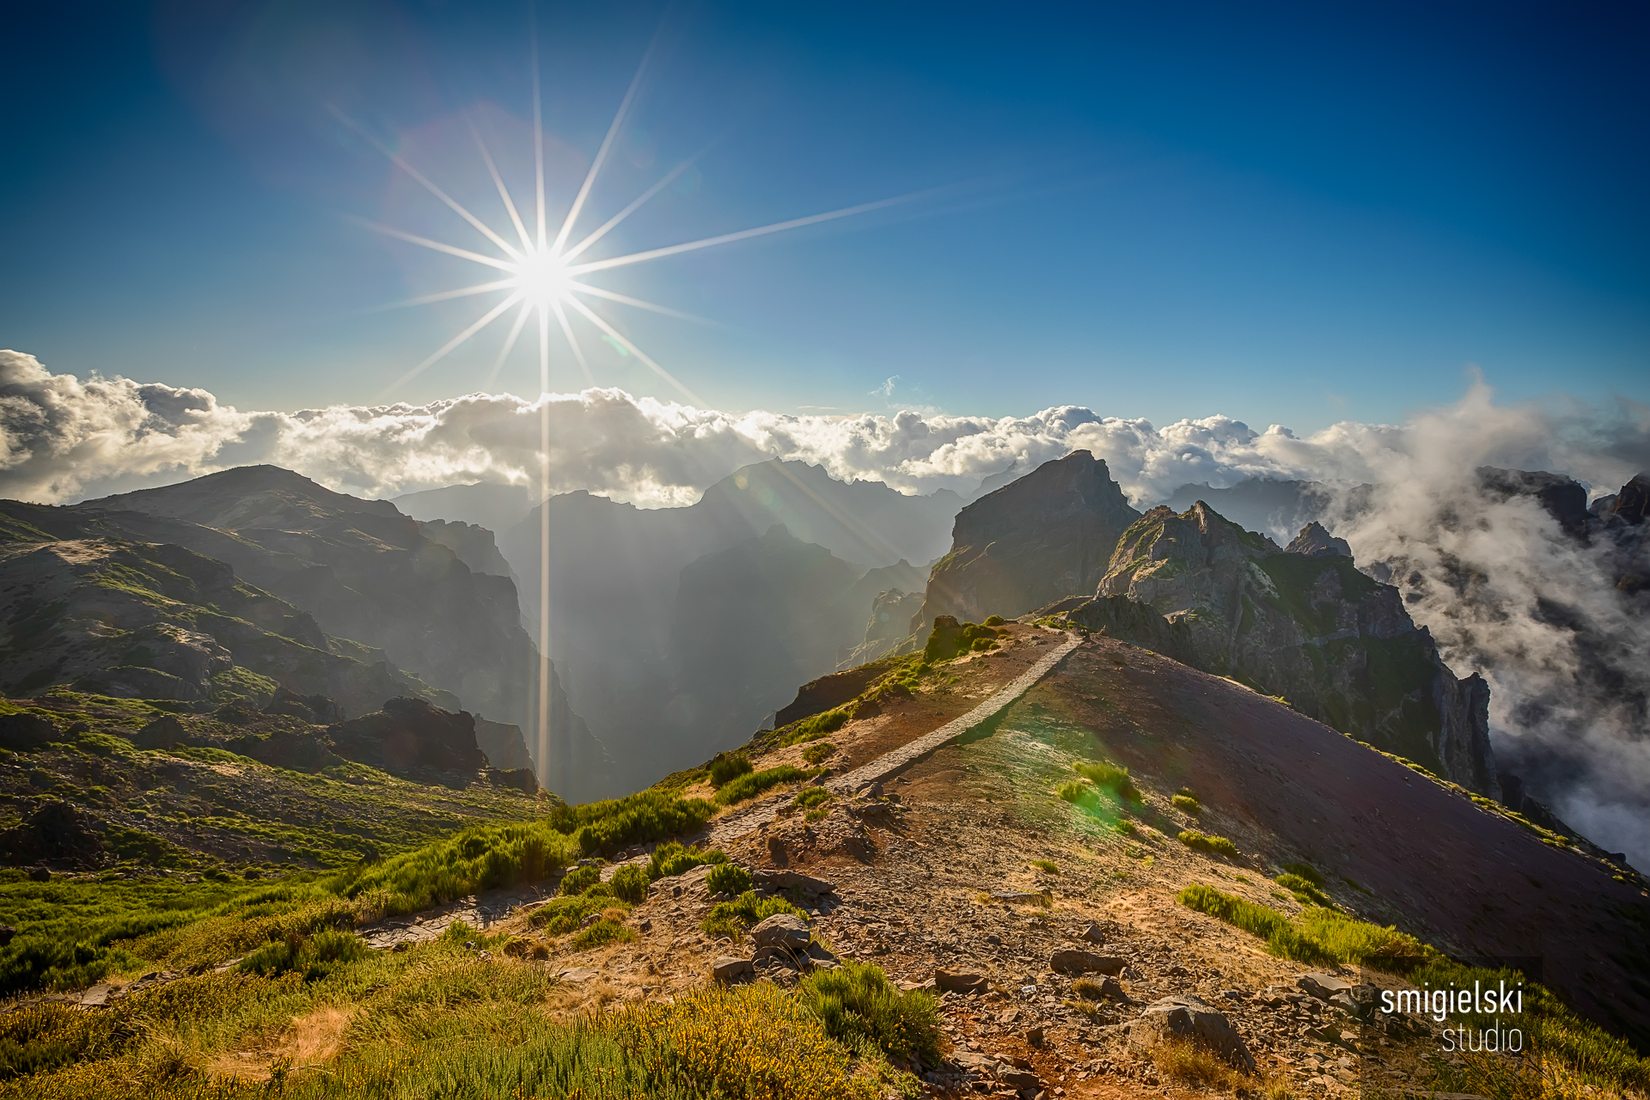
[4, 348, 1645, 508]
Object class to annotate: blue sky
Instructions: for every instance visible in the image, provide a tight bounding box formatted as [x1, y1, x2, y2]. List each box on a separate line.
[2, 1, 1645, 431]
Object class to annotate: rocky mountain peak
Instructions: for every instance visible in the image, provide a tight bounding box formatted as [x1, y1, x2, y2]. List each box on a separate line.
[1284, 520, 1352, 558]
[918, 450, 1141, 625]
[1476, 465, 1591, 536]
[1092, 501, 1496, 793]
[1607, 472, 1649, 525]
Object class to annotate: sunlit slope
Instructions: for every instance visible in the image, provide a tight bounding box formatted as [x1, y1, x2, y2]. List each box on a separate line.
[995, 638, 1650, 1044]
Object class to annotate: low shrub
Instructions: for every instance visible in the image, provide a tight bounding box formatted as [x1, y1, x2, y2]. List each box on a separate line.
[708, 752, 753, 787]
[801, 742, 836, 765]
[560, 864, 602, 896]
[706, 862, 753, 897]
[1072, 760, 1141, 802]
[1177, 830, 1239, 858]
[529, 893, 612, 935]
[1057, 779, 1092, 804]
[1280, 860, 1324, 886]
[1171, 792, 1201, 814]
[571, 917, 633, 950]
[983, 615, 1006, 627]
[616, 981, 877, 1099]
[238, 928, 365, 981]
[1148, 1037, 1252, 1089]
[648, 841, 725, 879]
[1030, 859, 1058, 874]
[609, 864, 651, 903]
[1275, 872, 1331, 907]
[797, 961, 943, 1066]
[1177, 884, 1429, 970]
[702, 891, 805, 939]
[793, 786, 831, 810]
[716, 766, 812, 806]
[568, 791, 716, 857]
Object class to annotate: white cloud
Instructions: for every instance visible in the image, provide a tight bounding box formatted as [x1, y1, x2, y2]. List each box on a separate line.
[7, 349, 1643, 511]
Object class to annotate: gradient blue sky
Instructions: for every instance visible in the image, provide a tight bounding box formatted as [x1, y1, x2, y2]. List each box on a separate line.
[2, 1, 1645, 430]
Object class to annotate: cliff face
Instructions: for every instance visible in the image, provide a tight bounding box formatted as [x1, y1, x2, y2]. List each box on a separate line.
[1093, 504, 1496, 792]
[918, 451, 1141, 626]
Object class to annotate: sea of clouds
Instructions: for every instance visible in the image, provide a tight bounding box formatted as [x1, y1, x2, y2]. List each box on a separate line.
[3, 348, 1647, 864]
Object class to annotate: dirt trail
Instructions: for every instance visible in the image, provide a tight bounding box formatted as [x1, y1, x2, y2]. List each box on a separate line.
[360, 631, 1078, 950]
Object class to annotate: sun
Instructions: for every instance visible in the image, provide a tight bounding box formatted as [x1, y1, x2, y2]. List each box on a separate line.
[508, 245, 576, 309]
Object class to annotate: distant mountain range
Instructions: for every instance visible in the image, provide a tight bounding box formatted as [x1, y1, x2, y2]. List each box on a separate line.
[0, 466, 610, 800]
[489, 460, 951, 789]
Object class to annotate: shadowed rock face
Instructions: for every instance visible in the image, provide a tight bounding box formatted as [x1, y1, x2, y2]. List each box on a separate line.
[1094, 503, 1496, 792]
[918, 451, 1141, 627]
[327, 697, 488, 779]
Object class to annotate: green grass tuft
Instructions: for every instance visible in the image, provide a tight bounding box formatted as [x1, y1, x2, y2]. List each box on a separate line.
[702, 891, 806, 939]
[1072, 760, 1141, 802]
[1177, 830, 1239, 858]
[715, 765, 814, 806]
[797, 961, 943, 1067]
[706, 862, 754, 897]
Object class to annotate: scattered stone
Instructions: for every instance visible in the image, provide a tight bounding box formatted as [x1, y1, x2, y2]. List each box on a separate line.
[712, 956, 754, 983]
[750, 913, 811, 952]
[1094, 975, 1130, 1002]
[1298, 972, 1354, 1001]
[1050, 948, 1125, 976]
[1026, 1025, 1045, 1047]
[1079, 920, 1105, 944]
[1132, 995, 1256, 1073]
[752, 869, 835, 898]
[936, 969, 991, 994]
[991, 890, 1048, 904]
[77, 983, 115, 1007]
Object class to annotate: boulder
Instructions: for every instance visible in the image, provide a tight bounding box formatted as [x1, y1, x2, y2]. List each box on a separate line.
[1132, 995, 1255, 1072]
[1050, 948, 1125, 976]
[752, 869, 835, 898]
[749, 913, 811, 952]
[1079, 920, 1106, 944]
[935, 969, 991, 995]
[711, 956, 754, 983]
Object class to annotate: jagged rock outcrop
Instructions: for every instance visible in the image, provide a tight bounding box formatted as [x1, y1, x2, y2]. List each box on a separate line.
[1478, 466, 1592, 537]
[326, 697, 488, 779]
[918, 451, 1141, 627]
[1285, 521, 1351, 559]
[1095, 503, 1496, 792]
[474, 716, 535, 774]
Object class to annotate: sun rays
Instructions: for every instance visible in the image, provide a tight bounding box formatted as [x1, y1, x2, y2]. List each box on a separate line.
[340, 27, 934, 407]
[335, 16, 939, 786]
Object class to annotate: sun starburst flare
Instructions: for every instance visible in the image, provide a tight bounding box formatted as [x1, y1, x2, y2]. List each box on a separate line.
[337, 20, 938, 789]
